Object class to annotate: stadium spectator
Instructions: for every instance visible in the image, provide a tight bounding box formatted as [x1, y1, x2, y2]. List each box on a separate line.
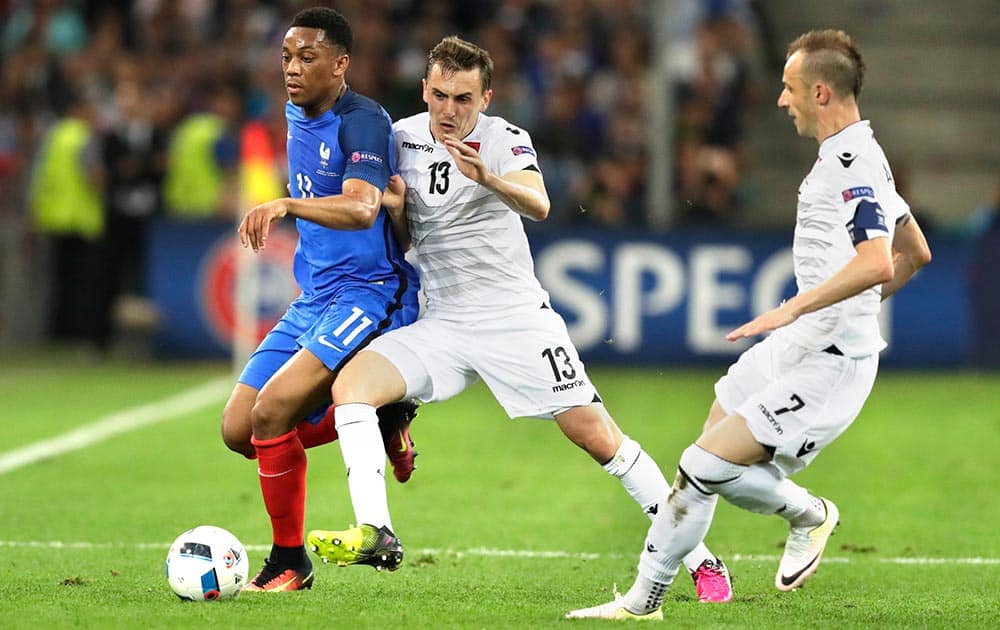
[307, 35, 734, 605]
[0, 0, 777, 349]
[672, 12, 759, 226]
[27, 89, 106, 347]
[95, 74, 168, 350]
[1, 0, 88, 59]
[567, 29, 932, 620]
[163, 86, 242, 220]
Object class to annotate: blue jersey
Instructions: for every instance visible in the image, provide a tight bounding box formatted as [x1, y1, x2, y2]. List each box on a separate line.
[285, 90, 417, 299]
[237, 91, 420, 390]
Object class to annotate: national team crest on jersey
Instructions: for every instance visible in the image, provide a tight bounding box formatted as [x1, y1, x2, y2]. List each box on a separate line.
[841, 186, 875, 202]
[319, 142, 331, 166]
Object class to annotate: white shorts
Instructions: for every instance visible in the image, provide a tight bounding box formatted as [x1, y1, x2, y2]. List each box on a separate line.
[364, 305, 599, 419]
[714, 331, 878, 475]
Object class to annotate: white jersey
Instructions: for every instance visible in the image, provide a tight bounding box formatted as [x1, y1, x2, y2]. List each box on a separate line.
[781, 120, 909, 357]
[393, 112, 549, 318]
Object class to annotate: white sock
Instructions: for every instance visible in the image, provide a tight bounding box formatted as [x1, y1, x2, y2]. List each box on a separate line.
[624, 573, 669, 614]
[781, 484, 826, 528]
[603, 437, 718, 572]
[637, 469, 719, 585]
[335, 403, 392, 531]
[601, 436, 667, 518]
[730, 463, 824, 527]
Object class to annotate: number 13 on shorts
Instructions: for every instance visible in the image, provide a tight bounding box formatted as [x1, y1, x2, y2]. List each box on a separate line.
[542, 346, 578, 382]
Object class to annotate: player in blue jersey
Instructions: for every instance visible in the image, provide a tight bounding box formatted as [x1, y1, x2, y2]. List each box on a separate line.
[219, 7, 420, 592]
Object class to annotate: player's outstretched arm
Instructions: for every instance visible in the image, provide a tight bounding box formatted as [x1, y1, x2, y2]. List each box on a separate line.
[443, 135, 550, 221]
[239, 197, 288, 252]
[880, 214, 932, 300]
[238, 178, 383, 252]
[285, 178, 383, 229]
[727, 237, 895, 341]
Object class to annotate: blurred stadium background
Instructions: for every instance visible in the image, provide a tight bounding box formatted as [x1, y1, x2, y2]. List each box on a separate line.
[1, 3, 998, 625]
[0, 0, 997, 367]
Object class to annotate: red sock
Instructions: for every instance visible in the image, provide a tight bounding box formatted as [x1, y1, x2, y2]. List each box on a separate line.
[295, 405, 339, 449]
[251, 430, 307, 548]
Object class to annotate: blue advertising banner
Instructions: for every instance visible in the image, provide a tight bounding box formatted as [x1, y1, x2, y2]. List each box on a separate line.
[149, 219, 971, 366]
[527, 228, 970, 367]
[148, 218, 299, 358]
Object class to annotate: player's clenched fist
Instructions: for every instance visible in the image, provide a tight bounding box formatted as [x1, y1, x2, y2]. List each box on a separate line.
[239, 199, 289, 252]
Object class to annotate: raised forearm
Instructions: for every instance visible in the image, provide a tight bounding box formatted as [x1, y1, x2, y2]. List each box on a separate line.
[285, 193, 379, 230]
[785, 239, 894, 319]
[483, 171, 550, 221]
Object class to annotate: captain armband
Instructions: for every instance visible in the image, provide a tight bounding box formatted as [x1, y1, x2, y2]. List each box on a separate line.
[846, 199, 889, 245]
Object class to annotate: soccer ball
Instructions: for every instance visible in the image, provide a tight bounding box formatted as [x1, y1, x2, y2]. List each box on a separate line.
[165, 525, 249, 601]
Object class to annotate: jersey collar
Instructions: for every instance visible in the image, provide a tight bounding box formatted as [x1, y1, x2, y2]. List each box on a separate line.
[818, 120, 871, 158]
[286, 87, 354, 126]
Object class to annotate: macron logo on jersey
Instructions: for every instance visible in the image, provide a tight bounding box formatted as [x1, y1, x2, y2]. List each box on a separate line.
[511, 145, 535, 157]
[402, 140, 433, 153]
[842, 186, 875, 202]
[351, 151, 384, 166]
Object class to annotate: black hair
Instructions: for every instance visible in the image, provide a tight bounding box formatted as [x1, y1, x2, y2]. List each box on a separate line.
[290, 7, 353, 54]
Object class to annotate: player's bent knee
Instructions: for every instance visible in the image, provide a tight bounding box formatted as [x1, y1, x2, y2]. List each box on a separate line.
[701, 400, 728, 434]
[331, 352, 405, 408]
[220, 411, 254, 458]
[679, 445, 787, 514]
[220, 423, 255, 458]
[222, 432, 256, 459]
[677, 444, 746, 495]
[249, 394, 296, 438]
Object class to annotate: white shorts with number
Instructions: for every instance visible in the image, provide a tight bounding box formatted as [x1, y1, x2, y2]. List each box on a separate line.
[714, 331, 879, 476]
[364, 304, 599, 419]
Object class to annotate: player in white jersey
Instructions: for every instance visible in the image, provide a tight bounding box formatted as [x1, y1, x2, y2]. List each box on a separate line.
[567, 29, 932, 620]
[305, 35, 734, 602]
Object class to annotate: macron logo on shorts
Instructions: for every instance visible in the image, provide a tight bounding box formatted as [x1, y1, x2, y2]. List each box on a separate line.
[552, 379, 585, 393]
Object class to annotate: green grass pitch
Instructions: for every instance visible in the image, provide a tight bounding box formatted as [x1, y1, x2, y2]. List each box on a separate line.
[0, 353, 997, 628]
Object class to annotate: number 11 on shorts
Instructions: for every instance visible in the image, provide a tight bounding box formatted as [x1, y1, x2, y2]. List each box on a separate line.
[334, 307, 373, 345]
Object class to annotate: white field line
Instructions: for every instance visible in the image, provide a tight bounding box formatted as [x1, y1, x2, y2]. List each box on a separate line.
[0, 540, 996, 566]
[2, 379, 996, 570]
[0, 377, 232, 475]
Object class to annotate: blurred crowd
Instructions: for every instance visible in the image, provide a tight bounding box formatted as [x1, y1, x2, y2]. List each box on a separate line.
[0, 0, 771, 350]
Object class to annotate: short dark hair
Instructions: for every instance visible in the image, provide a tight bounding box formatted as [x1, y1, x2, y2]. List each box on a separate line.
[787, 29, 865, 99]
[426, 36, 493, 93]
[290, 7, 353, 54]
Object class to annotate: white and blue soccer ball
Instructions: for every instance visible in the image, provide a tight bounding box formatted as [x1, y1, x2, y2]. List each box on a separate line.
[165, 525, 249, 601]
